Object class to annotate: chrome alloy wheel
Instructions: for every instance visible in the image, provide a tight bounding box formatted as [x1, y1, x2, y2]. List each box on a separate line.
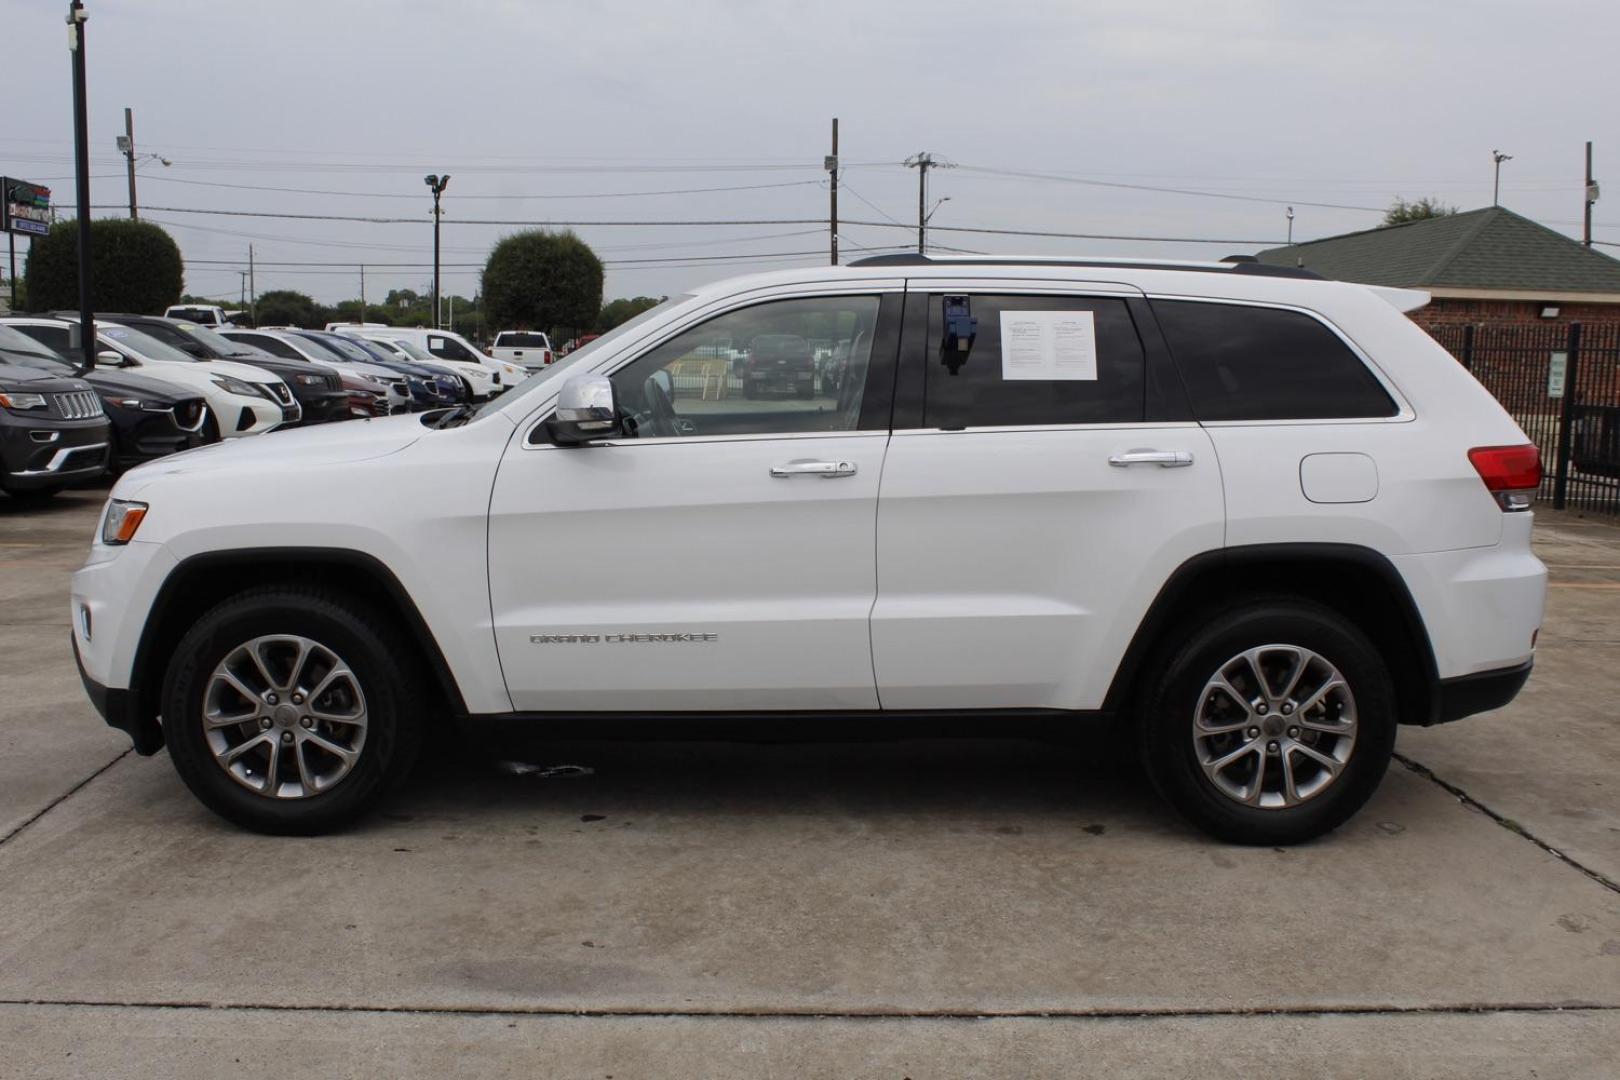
[1192, 644, 1358, 809]
[202, 635, 368, 799]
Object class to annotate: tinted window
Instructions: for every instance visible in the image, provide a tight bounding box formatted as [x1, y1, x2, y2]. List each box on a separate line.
[11, 324, 73, 353]
[229, 332, 304, 361]
[496, 332, 549, 348]
[1154, 300, 1398, 421]
[609, 295, 881, 438]
[924, 295, 1145, 428]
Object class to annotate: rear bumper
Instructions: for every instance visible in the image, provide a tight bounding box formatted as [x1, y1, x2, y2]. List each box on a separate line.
[1431, 659, 1533, 725]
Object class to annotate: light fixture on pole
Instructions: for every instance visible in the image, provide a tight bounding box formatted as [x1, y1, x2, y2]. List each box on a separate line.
[424, 173, 450, 329]
[1492, 149, 1513, 206]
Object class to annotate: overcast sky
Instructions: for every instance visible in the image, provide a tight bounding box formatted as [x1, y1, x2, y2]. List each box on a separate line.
[2, 0, 1615, 307]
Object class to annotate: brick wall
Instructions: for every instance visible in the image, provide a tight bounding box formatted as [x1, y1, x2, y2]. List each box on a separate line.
[1409, 298, 1620, 331]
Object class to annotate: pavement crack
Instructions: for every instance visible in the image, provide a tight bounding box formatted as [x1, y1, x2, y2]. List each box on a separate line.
[1394, 751, 1620, 897]
[0, 749, 132, 850]
[0, 998, 1616, 1022]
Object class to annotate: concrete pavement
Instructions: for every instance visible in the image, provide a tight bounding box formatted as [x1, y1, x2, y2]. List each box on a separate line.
[1, 490, 1617, 1078]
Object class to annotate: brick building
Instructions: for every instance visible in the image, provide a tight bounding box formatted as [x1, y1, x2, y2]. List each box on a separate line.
[1256, 207, 1620, 332]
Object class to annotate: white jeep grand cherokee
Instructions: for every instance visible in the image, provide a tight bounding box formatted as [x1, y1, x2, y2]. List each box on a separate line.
[71, 255, 1547, 842]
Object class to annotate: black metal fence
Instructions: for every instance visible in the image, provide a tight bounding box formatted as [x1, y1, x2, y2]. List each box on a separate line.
[1427, 321, 1620, 514]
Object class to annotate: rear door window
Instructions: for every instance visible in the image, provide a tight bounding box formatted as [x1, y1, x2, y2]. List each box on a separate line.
[923, 294, 1146, 429]
[1153, 300, 1398, 421]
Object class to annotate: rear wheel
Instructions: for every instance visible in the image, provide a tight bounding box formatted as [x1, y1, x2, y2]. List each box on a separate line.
[161, 586, 426, 834]
[1137, 600, 1396, 845]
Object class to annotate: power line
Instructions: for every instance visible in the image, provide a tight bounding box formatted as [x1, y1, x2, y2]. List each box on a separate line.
[953, 164, 1389, 213]
[133, 174, 826, 201]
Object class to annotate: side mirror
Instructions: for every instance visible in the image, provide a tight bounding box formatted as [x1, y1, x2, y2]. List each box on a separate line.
[545, 373, 622, 446]
[96, 350, 126, 367]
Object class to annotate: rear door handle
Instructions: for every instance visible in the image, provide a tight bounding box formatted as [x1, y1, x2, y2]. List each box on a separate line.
[770, 459, 858, 478]
[1108, 449, 1194, 468]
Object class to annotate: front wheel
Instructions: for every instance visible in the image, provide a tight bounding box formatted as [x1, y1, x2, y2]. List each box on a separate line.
[161, 586, 426, 834]
[1137, 600, 1396, 845]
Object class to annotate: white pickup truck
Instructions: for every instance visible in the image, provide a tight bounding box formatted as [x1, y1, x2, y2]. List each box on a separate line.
[490, 331, 554, 372]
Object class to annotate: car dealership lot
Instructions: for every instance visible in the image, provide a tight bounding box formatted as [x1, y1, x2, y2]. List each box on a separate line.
[1, 491, 1618, 1077]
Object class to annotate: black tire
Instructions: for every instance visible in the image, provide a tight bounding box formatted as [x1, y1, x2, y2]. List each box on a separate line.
[161, 585, 427, 835]
[1137, 599, 1396, 845]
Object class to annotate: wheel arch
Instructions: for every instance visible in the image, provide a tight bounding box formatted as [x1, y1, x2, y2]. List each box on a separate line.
[1103, 543, 1441, 727]
[127, 547, 468, 753]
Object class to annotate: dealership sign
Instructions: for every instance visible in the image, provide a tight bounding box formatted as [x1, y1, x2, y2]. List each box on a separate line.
[1, 178, 52, 237]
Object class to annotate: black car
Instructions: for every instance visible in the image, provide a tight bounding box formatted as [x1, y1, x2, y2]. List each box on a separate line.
[89, 314, 350, 426]
[0, 326, 213, 473]
[0, 336, 112, 502]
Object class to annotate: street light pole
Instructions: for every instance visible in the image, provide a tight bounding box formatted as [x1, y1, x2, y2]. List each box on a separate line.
[67, 0, 94, 374]
[1492, 149, 1513, 207]
[424, 173, 449, 329]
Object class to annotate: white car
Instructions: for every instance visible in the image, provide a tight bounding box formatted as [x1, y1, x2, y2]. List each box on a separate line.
[490, 330, 554, 371]
[71, 255, 1546, 842]
[360, 325, 528, 389]
[2, 317, 293, 438]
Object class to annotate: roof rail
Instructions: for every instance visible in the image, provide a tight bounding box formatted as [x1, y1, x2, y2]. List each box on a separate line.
[845, 252, 1322, 279]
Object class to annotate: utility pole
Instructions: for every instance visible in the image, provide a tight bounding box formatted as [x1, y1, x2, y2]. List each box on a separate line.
[904, 152, 954, 254]
[67, 0, 94, 374]
[248, 244, 256, 326]
[359, 264, 366, 321]
[1492, 149, 1513, 206]
[116, 107, 137, 220]
[237, 270, 246, 308]
[424, 173, 449, 328]
[1286, 206, 1295, 245]
[1584, 140, 1600, 248]
[826, 118, 839, 265]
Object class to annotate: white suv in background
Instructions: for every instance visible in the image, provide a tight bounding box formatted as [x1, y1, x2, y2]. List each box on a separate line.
[70, 256, 1545, 843]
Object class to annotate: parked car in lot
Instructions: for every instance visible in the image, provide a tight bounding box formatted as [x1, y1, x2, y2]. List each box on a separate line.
[292, 330, 465, 409]
[163, 305, 234, 328]
[0, 340, 110, 501]
[0, 324, 211, 474]
[5, 317, 293, 438]
[490, 330, 553, 371]
[219, 329, 414, 415]
[87, 314, 349, 427]
[340, 332, 499, 401]
[72, 255, 1546, 843]
[354, 325, 527, 389]
[742, 333, 816, 398]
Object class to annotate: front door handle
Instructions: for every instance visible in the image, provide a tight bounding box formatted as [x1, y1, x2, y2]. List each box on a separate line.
[1108, 449, 1194, 468]
[770, 459, 858, 478]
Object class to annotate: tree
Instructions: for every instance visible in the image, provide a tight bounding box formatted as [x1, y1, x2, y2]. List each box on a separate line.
[482, 230, 603, 339]
[253, 289, 328, 328]
[596, 295, 665, 332]
[1382, 197, 1457, 227]
[24, 218, 184, 313]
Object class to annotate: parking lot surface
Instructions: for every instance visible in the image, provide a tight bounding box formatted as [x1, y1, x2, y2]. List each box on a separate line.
[2, 489, 1618, 1078]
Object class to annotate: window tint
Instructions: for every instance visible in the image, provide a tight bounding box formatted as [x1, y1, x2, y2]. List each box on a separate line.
[923, 295, 1145, 428]
[1153, 300, 1398, 421]
[231, 333, 303, 361]
[426, 335, 480, 363]
[496, 332, 549, 348]
[609, 295, 881, 438]
[11, 324, 73, 353]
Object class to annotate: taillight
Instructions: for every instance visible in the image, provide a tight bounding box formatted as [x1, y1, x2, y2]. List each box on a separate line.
[1468, 444, 1541, 512]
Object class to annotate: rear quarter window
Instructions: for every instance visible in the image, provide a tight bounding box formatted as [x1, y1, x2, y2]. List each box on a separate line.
[1153, 300, 1397, 421]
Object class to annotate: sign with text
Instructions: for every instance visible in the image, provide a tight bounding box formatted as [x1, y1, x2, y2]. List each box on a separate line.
[1548, 350, 1568, 399]
[1, 177, 52, 237]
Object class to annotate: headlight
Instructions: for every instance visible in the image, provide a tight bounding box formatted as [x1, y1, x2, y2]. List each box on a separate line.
[295, 374, 324, 386]
[212, 376, 263, 397]
[0, 391, 49, 410]
[101, 499, 149, 546]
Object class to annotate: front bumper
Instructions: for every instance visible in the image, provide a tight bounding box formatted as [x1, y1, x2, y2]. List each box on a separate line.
[1, 414, 111, 490]
[73, 632, 161, 753]
[288, 388, 351, 426]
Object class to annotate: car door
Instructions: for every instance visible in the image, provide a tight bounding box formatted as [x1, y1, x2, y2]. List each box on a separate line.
[487, 287, 903, 713]
[871, 281, 1225, 711]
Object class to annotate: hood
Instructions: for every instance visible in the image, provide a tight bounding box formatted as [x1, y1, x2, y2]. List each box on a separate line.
[84, 368, 190, 402]
[115, 411, 426, 494]
[0, 364, 91, 392]
[202, 358, 288, 384]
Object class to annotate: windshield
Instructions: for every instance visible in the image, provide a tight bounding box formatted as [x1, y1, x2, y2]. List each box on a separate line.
[101, 323, 203, 364]
[311, 334, 381, 364]
[0, 325, 74, 371]
[178, 321, 260, 359]
[375, 337, 435, 364]
[286, 333, 356, 363]
[341, 336, 408, 366]
[472, 295, 688, 420]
